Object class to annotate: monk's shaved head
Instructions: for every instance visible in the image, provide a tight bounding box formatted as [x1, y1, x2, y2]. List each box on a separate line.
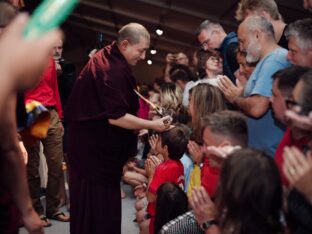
[117, 23, 150, 45]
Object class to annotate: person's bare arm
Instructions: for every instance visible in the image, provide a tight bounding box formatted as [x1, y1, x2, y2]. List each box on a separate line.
[109, 113, 171, 131]
[234, 95, 270, 118]
[0, 94, 43, 233]
[0, 14, 61, 233]
[133, 166, 147, 176]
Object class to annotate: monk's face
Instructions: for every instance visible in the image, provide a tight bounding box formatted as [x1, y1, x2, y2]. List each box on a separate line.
[121, 37, 150, 66]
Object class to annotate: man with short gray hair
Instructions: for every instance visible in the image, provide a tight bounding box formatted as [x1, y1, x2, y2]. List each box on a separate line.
[196, 20, 239, 83]
[231, 16, 291, 156]
[285, 18, 312, 68]
[235, 0, 288, 49]
[65, 23, 171, 234]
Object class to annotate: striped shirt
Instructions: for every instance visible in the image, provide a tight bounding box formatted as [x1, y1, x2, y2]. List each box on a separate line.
[160, 211, 204, 234]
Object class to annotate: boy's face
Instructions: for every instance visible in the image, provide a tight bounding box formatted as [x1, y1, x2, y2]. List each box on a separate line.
[155, 135, 167, 156]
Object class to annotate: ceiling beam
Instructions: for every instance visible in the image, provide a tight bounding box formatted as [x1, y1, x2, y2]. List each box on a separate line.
[69, 13, 197, 49]
[133, 0, 238, 28]
[65, 20, 191, 59]
[79, 0, 196, 35]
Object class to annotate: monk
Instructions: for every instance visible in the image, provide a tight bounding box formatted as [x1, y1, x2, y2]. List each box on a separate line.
[65, 23, 171, 234]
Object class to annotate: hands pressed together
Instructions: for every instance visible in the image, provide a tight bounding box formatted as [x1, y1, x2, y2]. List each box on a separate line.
[283, 146, 312, 204]
[217, 75, 244, 104]
[189, 187, 218, 229]
[188, 140, 203, 165]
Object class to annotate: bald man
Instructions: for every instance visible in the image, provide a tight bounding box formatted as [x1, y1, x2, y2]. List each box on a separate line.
[65, 23, 171, 234]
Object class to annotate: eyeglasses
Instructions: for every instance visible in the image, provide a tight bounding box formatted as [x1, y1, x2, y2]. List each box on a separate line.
[200, 30, 216, 49]
[208, 56, 222, 63]
[284, 97, 299, 109]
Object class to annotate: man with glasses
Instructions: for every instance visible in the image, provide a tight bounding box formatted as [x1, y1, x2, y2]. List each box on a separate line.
[196, 20, 239, 83]
[271, 66, 310, 186]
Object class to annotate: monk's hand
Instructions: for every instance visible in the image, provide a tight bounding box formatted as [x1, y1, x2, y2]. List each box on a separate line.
[151, 115, 172, 132]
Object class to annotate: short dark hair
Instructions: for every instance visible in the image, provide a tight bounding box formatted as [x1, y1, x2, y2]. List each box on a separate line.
[201, 111, 248, 147]
[160, 124, 189, 160]
[198, 49, 222, 74]
[139, 84, 149, 97]
[216, 148, 283, 234]
[170, 64, 196, 83]
[154, 77, 165, 87]
[154, 182, 188, 234]
[299, 69, 312, 115]
[272, 66, 310, 96]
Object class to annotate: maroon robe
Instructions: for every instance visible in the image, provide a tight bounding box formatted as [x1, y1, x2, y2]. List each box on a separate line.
[65, 42, 139, 234]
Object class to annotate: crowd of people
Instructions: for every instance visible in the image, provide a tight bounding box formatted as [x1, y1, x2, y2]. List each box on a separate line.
[0, 0, 312, 234]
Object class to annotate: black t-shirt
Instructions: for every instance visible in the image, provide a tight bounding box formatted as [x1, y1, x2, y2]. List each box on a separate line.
[278, 25, 289, 50]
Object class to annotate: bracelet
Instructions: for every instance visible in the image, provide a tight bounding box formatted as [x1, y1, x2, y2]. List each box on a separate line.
[201, 220, 218, 231]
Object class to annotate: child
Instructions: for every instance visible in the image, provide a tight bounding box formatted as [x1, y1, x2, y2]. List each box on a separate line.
[140, 124, 189, 234]
[154, 182, 188, 234]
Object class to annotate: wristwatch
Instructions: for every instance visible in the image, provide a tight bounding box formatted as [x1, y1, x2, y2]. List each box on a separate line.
[201, 220, 218, 231]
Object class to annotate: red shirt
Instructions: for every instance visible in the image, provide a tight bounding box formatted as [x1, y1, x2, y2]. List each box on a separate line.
[147, 159, 184, 234]
[147, 159, 184, 217]
[275, 128, 309, 186]
[137, 98, 149, 120]
[25, 58, 63, 118]
[201, 157, 220, 199]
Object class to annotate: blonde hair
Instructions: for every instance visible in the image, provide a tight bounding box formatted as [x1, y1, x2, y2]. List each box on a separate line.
[160, 83, 183, 110]
[235, 0, 282, 22]
[190, 83, 226, 142]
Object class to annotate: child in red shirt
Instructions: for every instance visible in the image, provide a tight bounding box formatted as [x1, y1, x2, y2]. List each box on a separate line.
[141, 125, 189, 234]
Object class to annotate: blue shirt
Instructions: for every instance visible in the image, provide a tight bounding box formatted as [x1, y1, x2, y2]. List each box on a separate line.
[218, 32, 239, 83]
[244, 47, 290, 156]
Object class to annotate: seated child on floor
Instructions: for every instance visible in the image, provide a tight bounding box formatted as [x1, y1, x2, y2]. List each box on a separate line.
[139, 124, 189, 234]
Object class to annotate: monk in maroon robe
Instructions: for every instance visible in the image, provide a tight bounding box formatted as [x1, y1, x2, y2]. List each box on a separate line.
[65, 23, 170, 234]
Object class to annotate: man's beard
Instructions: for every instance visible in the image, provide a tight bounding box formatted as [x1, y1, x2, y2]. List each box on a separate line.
[245, 39, 261, 63]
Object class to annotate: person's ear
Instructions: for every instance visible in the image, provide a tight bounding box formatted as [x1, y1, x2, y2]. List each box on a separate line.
[254, 29, 261, 40]
[164, 145, 168, 154]
[119, 39, 129, 51]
